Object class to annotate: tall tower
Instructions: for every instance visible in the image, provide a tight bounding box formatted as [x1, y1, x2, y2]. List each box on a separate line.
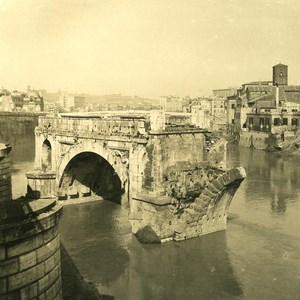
[272, 63, 288, 86]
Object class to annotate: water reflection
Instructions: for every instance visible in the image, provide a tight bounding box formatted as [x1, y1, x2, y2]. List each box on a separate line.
[123, 231, 243, 300]
[271, 191, 287, 214]
[60, 201, 131, 285]
[226, 144, 300, 216]
[60, 201, 243, 300]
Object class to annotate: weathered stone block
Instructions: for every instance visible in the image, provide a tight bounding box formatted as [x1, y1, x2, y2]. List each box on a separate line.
[19, 251, 37, 271]
[43, 225, 59, 244]
[7, 262, 44, 292]
[135, 225, 161, 243]
[38, 264, 59, 293]
[203, 188, 217, 199]
[36, 235, 59, 263]
[45, 277, 61, 300]
[0, 277, 6, 294]
[37, 291, 46, 300]
[0, 185, 10, 192]
[7, 234, 44, 258]
[7, 235, 43, 257]
[0, 245, 5, 260]
[44, 249, 60, 274]
[20, 282, 38, 300]
[212, 178, 224, 190]
[207, 182, 220, 194]
[0, 257, 18, 277]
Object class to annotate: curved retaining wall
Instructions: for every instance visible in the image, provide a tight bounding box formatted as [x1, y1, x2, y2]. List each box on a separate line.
[0, 199, 63, 300]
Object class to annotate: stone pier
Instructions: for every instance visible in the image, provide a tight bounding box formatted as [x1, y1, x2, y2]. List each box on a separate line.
[0, 144, 63, 299]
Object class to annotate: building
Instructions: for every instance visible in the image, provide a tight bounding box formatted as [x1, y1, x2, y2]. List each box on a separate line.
[160, 96, 183, 112]
[190, 106, 210, 129]
[225, 95, 237, 135]
[273, 63, 288, 86]
[22, 88, 44, 112]
[59, 92, 86, 111]
[212, 88, 237, 98]
[238, 63, 300, 149]
[211, 88, 237, 133]
[0, 87, 44, 113]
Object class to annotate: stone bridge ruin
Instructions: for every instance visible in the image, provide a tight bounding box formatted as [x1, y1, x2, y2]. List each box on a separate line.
[29, 111, 246, 242]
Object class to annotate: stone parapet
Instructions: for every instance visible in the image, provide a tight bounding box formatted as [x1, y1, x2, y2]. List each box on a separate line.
[0, 198, 63, 299]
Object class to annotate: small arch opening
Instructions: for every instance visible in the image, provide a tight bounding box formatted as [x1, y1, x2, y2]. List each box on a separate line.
[41, 139, 52, 171]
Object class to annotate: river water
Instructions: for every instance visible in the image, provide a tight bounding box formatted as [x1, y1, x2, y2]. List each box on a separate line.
[11, 144, 300, 300]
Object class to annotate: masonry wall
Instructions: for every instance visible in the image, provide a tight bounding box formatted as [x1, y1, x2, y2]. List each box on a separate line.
[0, 145, 12, 202]
[0, 200, 63, 300]
[0, 143, 63, 299]
[143, 133, 206, 194]
[239, 131, 268, 149]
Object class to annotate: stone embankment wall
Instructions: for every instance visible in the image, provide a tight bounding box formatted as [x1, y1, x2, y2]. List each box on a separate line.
[0, 144, 63, 300]
[0, 112, 45, 161]
[239, 131, 270, 149]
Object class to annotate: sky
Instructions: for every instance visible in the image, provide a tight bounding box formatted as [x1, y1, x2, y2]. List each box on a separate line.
[1, 0, 300, 98]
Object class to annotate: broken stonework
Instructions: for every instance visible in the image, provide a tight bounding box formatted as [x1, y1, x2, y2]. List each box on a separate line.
[131, 134, 246, 243]
[135, 225, 161, 244]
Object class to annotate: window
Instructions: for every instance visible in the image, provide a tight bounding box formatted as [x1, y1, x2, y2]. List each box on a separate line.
[292, 118, 298, 126]
[231, 104, 235, 109]
[231, 119, 235, 124]
[260, 118, 265, 125]
[265, 118, 270, 126]
[282, 118, 288, 125]
[274, 118, 280, 126]
[249, 117, 253, 125]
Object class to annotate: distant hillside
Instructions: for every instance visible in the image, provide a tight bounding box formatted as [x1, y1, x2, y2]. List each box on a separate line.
[43, 92, 159, 106]
[83, 94, 159, 106]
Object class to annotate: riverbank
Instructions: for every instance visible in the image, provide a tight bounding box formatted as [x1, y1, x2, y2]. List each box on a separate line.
[267, 134, 300, 164]
[228, 131, 300, 162]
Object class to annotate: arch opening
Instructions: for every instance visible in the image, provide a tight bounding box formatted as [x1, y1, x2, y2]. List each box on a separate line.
[59, 151, 124, 204]
[42, 139, 52, 171]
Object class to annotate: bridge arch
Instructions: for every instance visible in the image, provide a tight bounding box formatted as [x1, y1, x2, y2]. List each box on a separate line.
[57, 142, 129, 203]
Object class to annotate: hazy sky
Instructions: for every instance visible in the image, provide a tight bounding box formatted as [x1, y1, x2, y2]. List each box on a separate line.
[1, 0, 300, 98]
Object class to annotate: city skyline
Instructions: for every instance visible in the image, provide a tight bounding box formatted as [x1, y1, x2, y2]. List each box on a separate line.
[1, 0, 300, 98]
